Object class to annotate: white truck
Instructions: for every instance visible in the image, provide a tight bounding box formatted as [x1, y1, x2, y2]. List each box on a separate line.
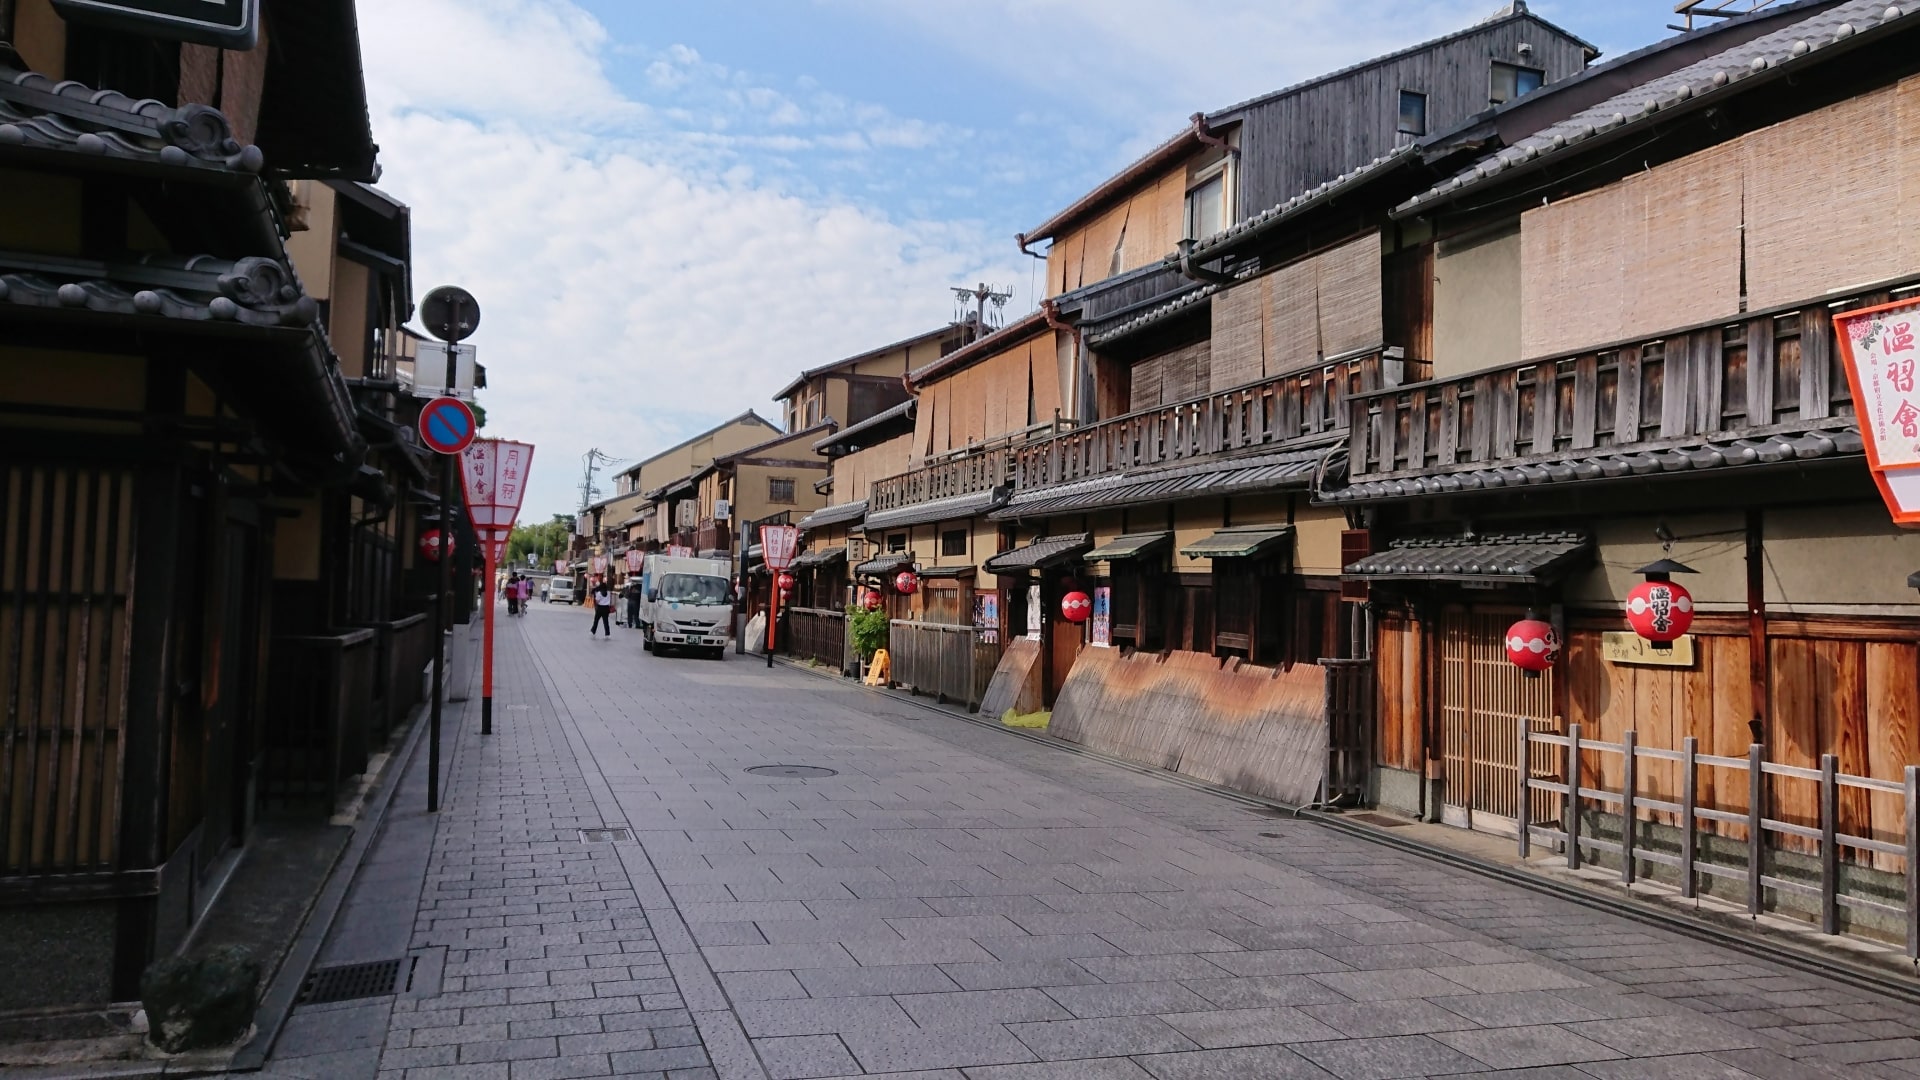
[638, 554, 734, 658]
[546, 574, 576, 603]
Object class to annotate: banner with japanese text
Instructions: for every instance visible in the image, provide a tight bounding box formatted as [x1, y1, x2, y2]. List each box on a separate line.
[459, 439, 535, 561]
[1836, 299, 1920, 525]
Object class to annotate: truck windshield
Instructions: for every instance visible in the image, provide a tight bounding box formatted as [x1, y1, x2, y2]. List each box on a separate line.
[659, 574, 728, 605]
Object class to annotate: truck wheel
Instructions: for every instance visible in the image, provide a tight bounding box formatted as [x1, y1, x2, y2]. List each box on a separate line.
[709, 647, 726, 661]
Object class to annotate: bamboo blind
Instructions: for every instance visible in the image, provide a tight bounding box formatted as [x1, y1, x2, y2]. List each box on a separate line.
[984, 356, 1009, 438]
[1076, 204, 1130, 292]
[1160, 337, 1210, 404]
[1315, 232, 1384, 359]
[1130, 356, 1164, 412]
[953, 366, 986, 447]
[1266, 258, 1319, 376]
[1745, 80, 1905, 311]
[1210, 279, 1265, 392]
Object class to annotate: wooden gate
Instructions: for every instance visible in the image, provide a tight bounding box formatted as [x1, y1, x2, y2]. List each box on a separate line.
[1439, 607, 1554, 835]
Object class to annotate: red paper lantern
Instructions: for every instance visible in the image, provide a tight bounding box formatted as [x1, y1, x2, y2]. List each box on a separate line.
[1627, 579, 1694, 644]
[1060, 591, 1093, 623]
[861, 589, 883, 611]
[418, 528, 451, 562]
[894, 570, 918, 595]
[776, 571, 795, 593]
[1504, 616, 1559, 676]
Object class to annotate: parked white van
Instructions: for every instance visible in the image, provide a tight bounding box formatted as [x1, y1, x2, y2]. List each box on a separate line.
[547, 575, 576, 603]
[638, 554, 733, 658]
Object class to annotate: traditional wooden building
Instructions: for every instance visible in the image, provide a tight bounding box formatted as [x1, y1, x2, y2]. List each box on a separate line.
[1306, 0, 1920, 938]
[0, 0, 439, 1009]
[774, 324, 962, 434]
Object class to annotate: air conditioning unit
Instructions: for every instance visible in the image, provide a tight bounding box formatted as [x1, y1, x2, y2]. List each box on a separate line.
[714, 499, 731, 521]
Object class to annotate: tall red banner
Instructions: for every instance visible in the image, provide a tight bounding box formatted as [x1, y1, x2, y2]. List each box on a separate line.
[460, 439, 535, 726]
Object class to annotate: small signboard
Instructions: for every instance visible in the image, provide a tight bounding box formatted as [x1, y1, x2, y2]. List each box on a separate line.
[1026, 584, 1043, 640]
[419, 396, 477, 455]
[1602, 631, 1695, 667]
[626, 550, 643, 572]
[760, 525, 800, 571]
[459, 439, 533, 562]
[668, 544, 694, 558]
[1836, 297, 1920, 525]
[1091, 586, 1112, 648]
[52, 0, 259, 48]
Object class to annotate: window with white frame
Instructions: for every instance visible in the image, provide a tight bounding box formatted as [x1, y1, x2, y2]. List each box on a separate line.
[1184, 159, 1232, 241]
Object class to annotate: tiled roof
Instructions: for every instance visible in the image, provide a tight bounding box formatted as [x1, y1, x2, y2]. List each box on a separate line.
[993, 440, 1335, 521]
[1345, 531, 1593, 584]
[854, 552, 915, 577]
[1321, 426, 1863, 503]
[983, 533, 1093, 576]
[1399, 0, 1917, 215]
[865, 487, 1008, 531]
[0, 65, 264, 175]
[815, 400, 914, 453]
[1180, 526, 1294, 561]
[1084, 284, 1220, 348]
[791, 547, 846, 570]
[797, 501, 868, 530]
[1083, 532, 1172, 562]
[0, 252, 318, 328]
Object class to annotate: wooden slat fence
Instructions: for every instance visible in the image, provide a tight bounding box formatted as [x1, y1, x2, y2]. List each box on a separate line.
[261, 629, 377, 813]
[1522, 725, 1920, 956]
[888, 620, 995, 710]
[0, 463, 134, 877]
[785, 606, 847, 673]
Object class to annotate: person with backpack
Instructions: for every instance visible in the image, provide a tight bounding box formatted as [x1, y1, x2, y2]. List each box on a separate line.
[590, 578, 614, 637]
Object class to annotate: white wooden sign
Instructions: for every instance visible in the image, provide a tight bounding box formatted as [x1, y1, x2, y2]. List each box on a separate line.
[1836, 297, 1920, 526]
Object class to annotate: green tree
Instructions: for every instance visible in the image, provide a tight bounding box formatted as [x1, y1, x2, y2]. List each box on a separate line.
[507, 514, 570, 570]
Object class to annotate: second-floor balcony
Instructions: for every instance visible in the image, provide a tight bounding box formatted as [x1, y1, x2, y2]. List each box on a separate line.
[1327, 275, 1899, 501]
[862, 348, 1418, 522]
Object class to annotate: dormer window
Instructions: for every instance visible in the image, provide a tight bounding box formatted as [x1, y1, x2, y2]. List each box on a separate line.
[1185, 159, 1232, 241]
[1490, 61, 1544, 104]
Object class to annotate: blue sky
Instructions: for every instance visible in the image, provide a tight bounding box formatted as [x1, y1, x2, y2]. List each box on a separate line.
[357, 0, 1716, 519]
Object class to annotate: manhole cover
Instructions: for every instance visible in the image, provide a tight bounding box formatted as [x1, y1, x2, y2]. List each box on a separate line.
[580, 827, 633, 843]
[299, 957, 411, 1005]
[1349, 812, 1414, 828]
[745, 765, 838, 779]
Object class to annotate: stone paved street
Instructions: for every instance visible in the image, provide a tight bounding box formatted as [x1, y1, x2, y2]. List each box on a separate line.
[268, 601, 1920, 1080]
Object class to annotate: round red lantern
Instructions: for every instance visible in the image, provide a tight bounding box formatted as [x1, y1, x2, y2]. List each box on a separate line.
[418, 528, 451, 562]
[894, 570, 918, 595]
[1504, 616, 1559, 677]
[776, 571, 795, 594]
[861, 589, 883, 612]
[1060, 591, 1093, 623]
[1627, 580, 1694, 644]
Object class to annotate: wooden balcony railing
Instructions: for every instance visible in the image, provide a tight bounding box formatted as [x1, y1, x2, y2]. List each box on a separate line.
[1011, 349, 1408, 491]
[869, 446, 1011, 512]
[1342, 279, 1912, 484]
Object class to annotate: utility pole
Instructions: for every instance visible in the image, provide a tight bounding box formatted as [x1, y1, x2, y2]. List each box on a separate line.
[952, 282, 1013, 343]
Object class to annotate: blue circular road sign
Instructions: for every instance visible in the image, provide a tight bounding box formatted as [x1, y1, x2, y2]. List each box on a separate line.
[419, 396, 477, 455]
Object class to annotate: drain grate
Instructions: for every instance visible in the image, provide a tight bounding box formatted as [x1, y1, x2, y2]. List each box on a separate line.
[745, 765, 838, 779]
[1348, 812, 1414, 828]
[299, 957, 411, 1005]
[580, 827, 633, 843]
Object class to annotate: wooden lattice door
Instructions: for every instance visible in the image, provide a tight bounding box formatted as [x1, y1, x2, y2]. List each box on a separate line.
[1439, 607, 1555, 835]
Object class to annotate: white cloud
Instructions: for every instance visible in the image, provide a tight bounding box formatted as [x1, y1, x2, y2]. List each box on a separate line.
[358, 1, 1019, 519]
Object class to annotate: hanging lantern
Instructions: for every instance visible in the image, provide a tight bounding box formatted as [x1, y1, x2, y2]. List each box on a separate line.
[894, 570, 919, 595]
[1060, 591, 1093, 623]
[776, 571, 795, 594]
[861, 589, 883, 612]
[419, 528, 451, 562]
[1504, 615, 1559, 678]
[1626, 559, 1697, 650]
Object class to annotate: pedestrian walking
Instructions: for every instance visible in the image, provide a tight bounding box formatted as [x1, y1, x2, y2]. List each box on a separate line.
[590, 578, 614, 637]
[624, 578, 643, 630]
[505, 572, 521, 616]
[518, 576, 533, 614]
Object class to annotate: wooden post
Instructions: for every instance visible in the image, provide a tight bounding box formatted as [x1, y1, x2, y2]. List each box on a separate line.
[1681, 737, 1698, 899]
[1905, 765, 1918, 961]
[1517, 725, 1531, 859]
[1747, 510, 1769, 742]
[1567, 723, 1583, 870]
[1820, 753, 1839, 936]
[1621, 729, 1638, 885]
[1748, 742, 1765, 917]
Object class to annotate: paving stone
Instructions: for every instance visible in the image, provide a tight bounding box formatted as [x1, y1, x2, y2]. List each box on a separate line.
[1040, 981, 1217, 1019]
[839, 1025, 1039, 1073]
[1158, 1006, 1345, 1048]
[1005, 1015, 1198, 1059]
[733, 995, 915, 1037]
[1133, 1044, 1337, 1079]
[797, 964, 963, 997]
[895, 988, 1071, 1029]
[939, 959, 1102, 991]
[1179, 975, 1350, 1009]
[1291, 1033, 1489, 1079]
[1300, 998, 1484, 1038]
[1432, 1023, 1628, 1069]
[753, 1034, 860, 1079]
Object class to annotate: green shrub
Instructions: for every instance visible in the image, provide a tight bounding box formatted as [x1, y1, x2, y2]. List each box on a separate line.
[846, 604, 890, 660]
